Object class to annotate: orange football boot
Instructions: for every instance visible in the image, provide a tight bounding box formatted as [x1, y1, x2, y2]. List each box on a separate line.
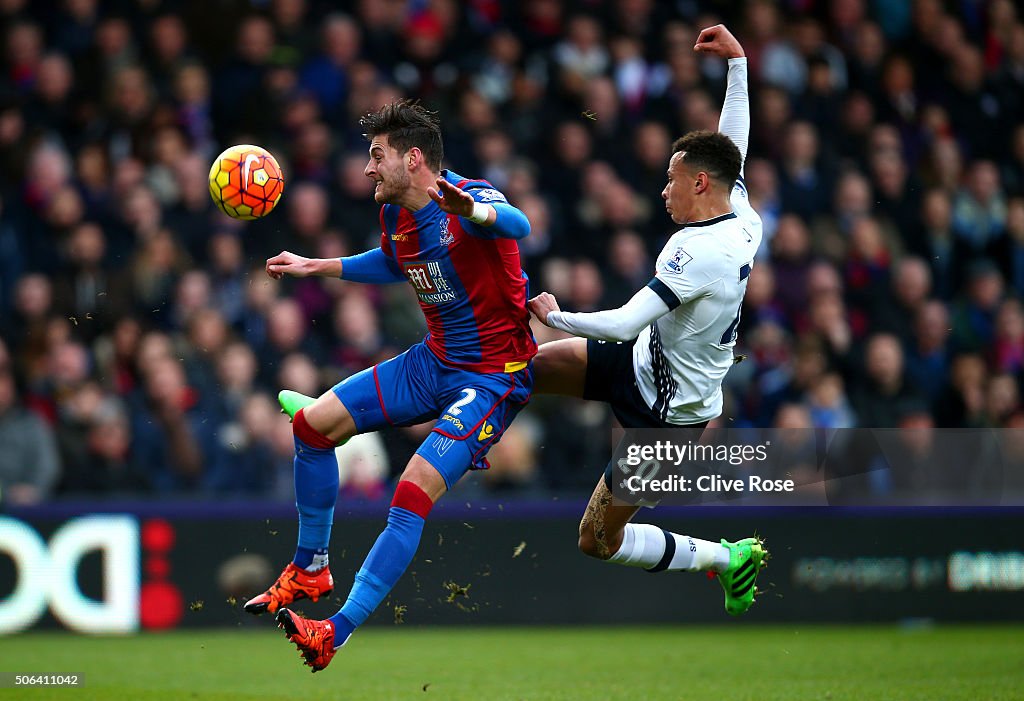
[243, 562, 334, 615]
[276, 608, 340, 672]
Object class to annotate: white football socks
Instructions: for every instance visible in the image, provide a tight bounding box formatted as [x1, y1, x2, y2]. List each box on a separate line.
[607, 522, 665, 567]
[306, 550, 330, 573]
[608, 523, 731, 573]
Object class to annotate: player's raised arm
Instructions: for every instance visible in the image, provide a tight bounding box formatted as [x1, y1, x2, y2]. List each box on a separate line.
[428, 177, 531, 239]
[530, 285, 673, 343]
[695, 24, 749, 174]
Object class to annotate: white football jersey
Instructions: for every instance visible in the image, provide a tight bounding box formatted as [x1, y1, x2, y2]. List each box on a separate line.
[633, 181, 763, 424]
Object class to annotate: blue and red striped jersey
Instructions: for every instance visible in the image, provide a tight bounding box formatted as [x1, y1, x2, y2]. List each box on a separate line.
[378, 170, 537, 374]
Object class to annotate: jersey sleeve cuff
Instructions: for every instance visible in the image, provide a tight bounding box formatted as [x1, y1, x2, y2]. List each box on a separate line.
[647, 277, 681, 310]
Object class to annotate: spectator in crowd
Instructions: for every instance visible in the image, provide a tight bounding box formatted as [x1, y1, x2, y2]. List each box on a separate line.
[991, 298, 1024, 374]
[953, 160, 1007, 252]
[0, 362, 61, 504]
[951, 260, 1004, 353]
[913, 188, 969, 298]
[872, 257, 932, 345]
[299, 13, 361, 117]
[778, 120, 832, 220]
[935, 353, 988, 427]
[58, 395, 148, 494]
[814, 169, 872, 259]
[1002, 197, 1024, 293]
[207, 392, 282, 495]
[770, 214, 814, 323]
[806, 372, 855, 430]
[905, 300, 953, 405]
[852, 333, 923, 427]
[129, 354, 207, 492]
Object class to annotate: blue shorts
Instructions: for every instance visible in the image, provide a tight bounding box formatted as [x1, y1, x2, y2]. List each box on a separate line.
[333, 342, 533, 489]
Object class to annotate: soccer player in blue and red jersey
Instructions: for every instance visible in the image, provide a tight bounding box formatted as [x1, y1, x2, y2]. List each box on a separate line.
[244, 100, 535, 671]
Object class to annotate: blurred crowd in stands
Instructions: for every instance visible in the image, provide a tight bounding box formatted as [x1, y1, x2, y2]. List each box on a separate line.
[1, 0, 1023, 503]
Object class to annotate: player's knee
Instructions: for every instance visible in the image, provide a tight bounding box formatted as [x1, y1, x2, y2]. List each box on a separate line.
[398, 456, 448, 503]
[391, 480, 435, 519]
[292, 407, 336, 449]
[301, 395, 356, 444]
[577, 526, 612, 560]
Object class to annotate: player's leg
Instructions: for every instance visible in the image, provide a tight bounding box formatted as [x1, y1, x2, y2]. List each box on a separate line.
[289, 390, 354, 566]
[277, 364, 534, 670]
[324, 454, 444, 640]
[246, 347, 435, 616]
[557, 340, 728, 565]
[277, 455, 446, 672]
[243, 390, 354, 615]
[594, 337, 768, 612]
[532, 337, 588, 396]
[583, 466, 767, 616]
[580, 471, 732, 570]
[577, 476, 641, 558]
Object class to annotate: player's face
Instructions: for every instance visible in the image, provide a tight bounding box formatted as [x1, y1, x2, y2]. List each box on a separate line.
[662, 152, 692, 225]
[365, 135, 411, 204]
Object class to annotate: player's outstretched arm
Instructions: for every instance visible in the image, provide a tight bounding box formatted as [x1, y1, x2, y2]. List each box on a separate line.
[266, 249, 405, 283]
[694, 24, 749, 171]
[529, 286, 672, 342]
[428, 177, 530, 239]
[266, 251, 342, 279]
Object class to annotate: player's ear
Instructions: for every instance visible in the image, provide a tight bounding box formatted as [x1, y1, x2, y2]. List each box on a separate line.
[407, 147, 423, 170]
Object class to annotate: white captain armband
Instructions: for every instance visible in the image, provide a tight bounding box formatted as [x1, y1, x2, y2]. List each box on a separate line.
[468, 202, 490, 224]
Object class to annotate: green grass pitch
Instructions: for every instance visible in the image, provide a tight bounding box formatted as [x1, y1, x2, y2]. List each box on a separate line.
[0, 625, 1021, 700]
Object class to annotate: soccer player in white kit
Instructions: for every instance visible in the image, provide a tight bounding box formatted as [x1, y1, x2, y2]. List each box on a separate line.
[529, 24, 767, 615]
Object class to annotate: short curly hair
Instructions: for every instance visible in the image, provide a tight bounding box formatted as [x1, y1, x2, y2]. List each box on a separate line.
[359, 99, 444, 171]
[671, 131, 742, 188]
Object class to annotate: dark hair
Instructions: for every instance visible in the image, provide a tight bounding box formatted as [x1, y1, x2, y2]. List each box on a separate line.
[671, 130, 742, 188]
[359, 99, 444, 171]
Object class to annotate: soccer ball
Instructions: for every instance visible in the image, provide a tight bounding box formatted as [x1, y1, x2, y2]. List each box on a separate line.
[208, 144, 284, 220]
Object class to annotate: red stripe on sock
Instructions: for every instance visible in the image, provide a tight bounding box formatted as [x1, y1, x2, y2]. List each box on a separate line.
[293, 408, 336, 450]
[391, 481, 434, 518]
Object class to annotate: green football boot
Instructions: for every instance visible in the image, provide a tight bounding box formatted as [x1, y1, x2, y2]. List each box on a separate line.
[717, 537, 768, 616]
[277, 390, 316, 421]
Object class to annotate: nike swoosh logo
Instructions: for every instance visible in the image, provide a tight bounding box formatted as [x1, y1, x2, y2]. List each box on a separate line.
[243, 154, 259, 185]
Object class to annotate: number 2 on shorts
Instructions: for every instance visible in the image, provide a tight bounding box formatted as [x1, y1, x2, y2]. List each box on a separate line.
[447, 388, 477, 416]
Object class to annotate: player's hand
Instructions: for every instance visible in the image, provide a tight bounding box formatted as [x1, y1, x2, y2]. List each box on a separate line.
[528, 292, 561, 326]
[694, 24, 745, 59]
[266, 250, 315, 279]
[428, 178, 475, 218]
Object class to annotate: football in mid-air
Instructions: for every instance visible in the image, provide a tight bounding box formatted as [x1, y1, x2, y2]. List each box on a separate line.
[208, 144, 284, 220]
